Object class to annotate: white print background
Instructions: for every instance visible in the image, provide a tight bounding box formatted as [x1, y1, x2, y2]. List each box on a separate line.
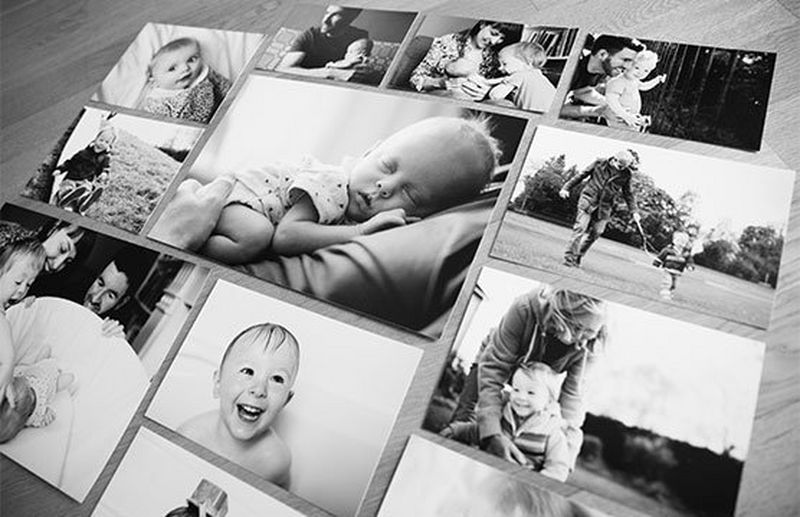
[454, 267, 764, 460]
[94, 428, 303, 517]
[147, 280, 422, 517]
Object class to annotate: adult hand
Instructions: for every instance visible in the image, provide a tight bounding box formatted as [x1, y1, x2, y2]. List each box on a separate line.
[460, 73, 492, 101]
[101, 318, 125, 339]
[482, 434, 531, 466]
[632, 212, 642, 224]
[558, 188, 570, 199]
[149, 176, 235, 251]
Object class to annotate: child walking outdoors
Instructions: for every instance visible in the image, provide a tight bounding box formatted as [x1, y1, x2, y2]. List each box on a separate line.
[653, 230, 694, 300]
[203, 116, 501, 263]
[178, 323, 300, 488]
[488, 41, 557, 113]
[0, 223, 75, 443]
[602, 49, 666, 131]
[141, 37, 232, 123]
[443, 362, 571, 481]
[51, 127, 116, 215]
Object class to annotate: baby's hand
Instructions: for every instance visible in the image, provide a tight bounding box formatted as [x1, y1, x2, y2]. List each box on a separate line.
[22, 295, 36, 309]
[359, 209, 416, 235]
[101, 318, 125, 339]
[657, 74, 667, 83]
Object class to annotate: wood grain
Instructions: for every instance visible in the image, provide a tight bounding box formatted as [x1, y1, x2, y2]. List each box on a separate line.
[1, 1, 798, 516]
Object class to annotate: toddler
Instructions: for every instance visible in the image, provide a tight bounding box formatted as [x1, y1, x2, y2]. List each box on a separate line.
[443, 363, 570, 482]
[488, 42, 557, 113]
[0, 224, 75, 443]
[178, 323, 300, 488]
[326, 38, 373, 69]
[653, 230, 694, 300]
[51, 127, 116, 215]
[203, 116, 501, 263]
[141, 37, 232, 124]
[602, 49, 666, 130]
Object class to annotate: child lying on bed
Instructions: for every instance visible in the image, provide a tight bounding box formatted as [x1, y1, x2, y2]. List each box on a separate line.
[178, 323, 299, 488]
[0, 224, 75, 443]
[202, 116, 501, 263]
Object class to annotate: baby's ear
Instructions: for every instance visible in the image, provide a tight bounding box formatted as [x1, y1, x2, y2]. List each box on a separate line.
[284, 390, 294, 408]
[212, 369, 220, 399]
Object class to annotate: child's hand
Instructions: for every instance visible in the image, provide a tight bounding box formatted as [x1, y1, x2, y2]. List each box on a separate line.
[483, 434, 531, 467]
[97, 172, 109, 183]
[657, 74, 667, 83]
[100, 318, 125, 339]
[359, 209, 417, 235]
[558, 188, 570, 199]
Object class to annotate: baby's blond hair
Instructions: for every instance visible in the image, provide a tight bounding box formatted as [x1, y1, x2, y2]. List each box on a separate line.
[634, 49, 659, 69]
[500, 42, 547, 69]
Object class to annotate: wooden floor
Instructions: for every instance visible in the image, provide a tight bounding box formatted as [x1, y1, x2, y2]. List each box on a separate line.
[1, 1, 799, 516]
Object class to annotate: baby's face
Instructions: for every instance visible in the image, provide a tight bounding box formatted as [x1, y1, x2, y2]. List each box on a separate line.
[346, 119, 486, 221]
[214, 337, 298, 442]
[628, 60, 654, 80]
[151, 43, 203, 90]
[499, 52, 528, 75]
[509, 370, 550, 418]
[92, 132, 114, 153]
[0, 255, 40, 310]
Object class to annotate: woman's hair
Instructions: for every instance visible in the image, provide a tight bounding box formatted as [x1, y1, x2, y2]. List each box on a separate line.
[0, 377, 36, 444]
[467, 20, 523, 46]
[540, 286, 607, 351]
[0, 222, 45, 275]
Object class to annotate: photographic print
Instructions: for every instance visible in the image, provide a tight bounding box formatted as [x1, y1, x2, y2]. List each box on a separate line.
[0, 204, 209, 502]
[378, 434, 606, 517]
[425, 266, 765, 517]
[91, 23, 262, 124]
[492, 126, 794, 331]
[389, 15, 578, 113]
[257, 4, 416, 86]
[146, 280, 422, 517]
[20, 106, 203, 233]
[559, 34, 776, 151]
[148, 74, 527, 337]
[93, 427, 304, 517]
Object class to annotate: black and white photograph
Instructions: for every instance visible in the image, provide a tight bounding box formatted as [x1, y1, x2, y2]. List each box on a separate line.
[146, 279, 422, 517]
[148, 74, 527, 337]
[492, 126, 794, 331]
[425, 267, 765, 517]
[378, 434, 606, 517]
[91, 23, 263, 124]
[559, 33, 776, 151]
[389, 15, 578, 113]
[20, 107, 203, 233]
[93, 427, 304, 517]
[0, 205, 209, 502]
[257, 4, 416, 86]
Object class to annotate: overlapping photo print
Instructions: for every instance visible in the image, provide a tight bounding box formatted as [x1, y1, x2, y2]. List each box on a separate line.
[0, 204, 209, 501]
[424, 267, 765, 517]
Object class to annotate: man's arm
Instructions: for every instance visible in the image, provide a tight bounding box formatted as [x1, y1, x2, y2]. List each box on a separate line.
[561, 161, 594, 194]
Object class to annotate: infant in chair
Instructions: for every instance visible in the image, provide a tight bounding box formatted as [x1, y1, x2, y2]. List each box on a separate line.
[141, 37, 232, 124]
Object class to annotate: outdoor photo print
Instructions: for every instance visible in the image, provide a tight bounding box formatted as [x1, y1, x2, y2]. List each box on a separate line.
[92, 23, 263, 124]
[146, 280, 422, 517]
[257, 4, 416, 86]
[148, 74, 528, 337]
[424, 267, 765, 517]
[492, 126, 794, 331]
[389, 15, 578, 113]
[20, 106, 203, 233]
[94, 428, 304, 517]
[378, 434, 605, 517]
[559, 33, 776, 151]
[0, 204, 209, 502]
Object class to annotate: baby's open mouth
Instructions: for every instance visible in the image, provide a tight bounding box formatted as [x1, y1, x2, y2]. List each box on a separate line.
[236, 403, 265, 422]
